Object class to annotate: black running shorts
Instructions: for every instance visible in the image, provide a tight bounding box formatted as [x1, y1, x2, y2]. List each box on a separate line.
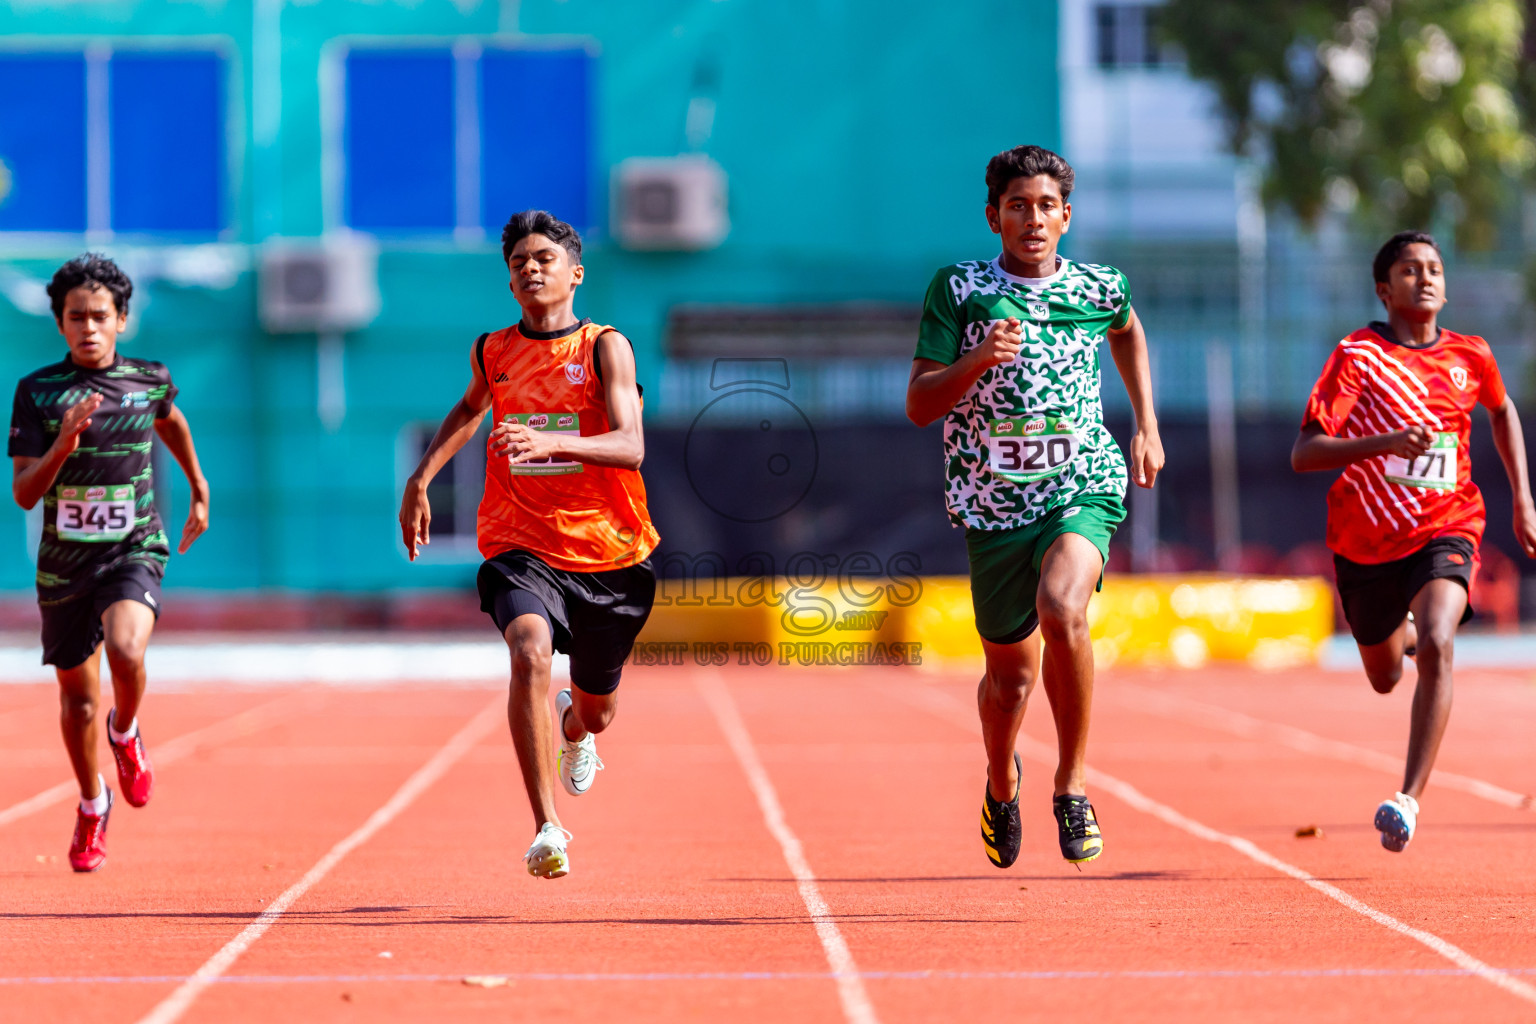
[477, 550, 656, 696]
[40, 560, 163, 670]
[1333, 535, 1475, 647]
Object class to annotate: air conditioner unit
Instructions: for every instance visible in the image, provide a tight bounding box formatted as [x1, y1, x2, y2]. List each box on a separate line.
[259, 241, 380, 333]
[612, 156, 729, 251]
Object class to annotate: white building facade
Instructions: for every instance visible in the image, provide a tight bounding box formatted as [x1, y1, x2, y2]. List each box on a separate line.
[1058, 0, 1249, 245]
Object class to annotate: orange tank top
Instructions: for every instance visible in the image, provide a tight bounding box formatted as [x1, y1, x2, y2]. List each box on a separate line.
[476, 320, 659, 571]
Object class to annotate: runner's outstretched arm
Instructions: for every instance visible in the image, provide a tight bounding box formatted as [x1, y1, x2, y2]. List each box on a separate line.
[1291, 422, 1434, 472]
[1105, 307, 1164, 488]
[399, 341, 493, 559]
[11, 393, 101, 510]
[489, 330, 645, 471]
[1488, 395, 1536, 558]
[152, 406, 211, 554]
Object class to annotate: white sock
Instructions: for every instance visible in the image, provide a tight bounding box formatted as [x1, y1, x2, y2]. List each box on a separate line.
[108, 713, 138, 745]
[80, 776, 108, 816]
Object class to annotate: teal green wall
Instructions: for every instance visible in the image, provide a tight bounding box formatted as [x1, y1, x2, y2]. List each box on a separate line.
[0, 0, 1059, 591]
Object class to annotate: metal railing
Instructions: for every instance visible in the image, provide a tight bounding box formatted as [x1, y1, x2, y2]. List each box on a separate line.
[655, 248, 1536, 423]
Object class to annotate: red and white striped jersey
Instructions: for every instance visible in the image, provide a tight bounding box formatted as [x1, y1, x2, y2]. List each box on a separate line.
[1302, 324, 1507, 564]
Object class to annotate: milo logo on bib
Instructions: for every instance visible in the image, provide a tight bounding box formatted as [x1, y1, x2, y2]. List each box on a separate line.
[994, 417, 1047, 436]
[987, 415, 1079, 483]
[506, 412, 582, 476]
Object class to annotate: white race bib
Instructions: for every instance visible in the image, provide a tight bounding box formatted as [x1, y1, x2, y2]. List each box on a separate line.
[56, 484, 135, 542]
[506, 412, 583, 475]
[1384, 432, 1457, 490]
[988, 416, 1079, 483]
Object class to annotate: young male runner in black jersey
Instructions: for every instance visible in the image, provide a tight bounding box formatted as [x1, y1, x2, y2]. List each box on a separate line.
[9, 254, 209, 872]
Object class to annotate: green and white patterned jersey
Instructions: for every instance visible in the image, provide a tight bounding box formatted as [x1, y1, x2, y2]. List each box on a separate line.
[915, 256, 1131, 530]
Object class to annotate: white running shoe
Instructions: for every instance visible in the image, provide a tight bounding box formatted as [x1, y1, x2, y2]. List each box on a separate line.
[555, 688, 603, 797]
[524, 822, 573, 878]
[1374, 791, 1419, 852]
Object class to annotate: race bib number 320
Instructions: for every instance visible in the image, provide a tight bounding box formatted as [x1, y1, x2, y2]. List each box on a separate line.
[505, 412, 583, 475]
[56, 484, 135, 542]
[988, 416, 1079, 483]
[1384, 432, 1458, 490]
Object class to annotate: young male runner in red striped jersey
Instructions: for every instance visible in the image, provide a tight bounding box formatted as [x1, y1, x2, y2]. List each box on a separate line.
[1292, 231, 1536, 852]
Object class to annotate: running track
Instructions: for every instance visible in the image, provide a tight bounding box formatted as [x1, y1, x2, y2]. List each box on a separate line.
[2, 662, 1535, 1023]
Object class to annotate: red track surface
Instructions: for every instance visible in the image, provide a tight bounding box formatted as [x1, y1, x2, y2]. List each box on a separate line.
[3, 661, 1536, 1023]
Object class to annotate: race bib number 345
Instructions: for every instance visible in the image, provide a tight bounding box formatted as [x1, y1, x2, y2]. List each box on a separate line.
[1384, 432, 1458, 490]
[988, 416, 1079, 483]
[56, 484, 135, 542]
[506, 412, 583, 475]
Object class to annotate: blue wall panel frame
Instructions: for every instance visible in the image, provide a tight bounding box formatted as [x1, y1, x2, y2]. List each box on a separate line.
[345, 49, 456, 232]
[479, 48, 591, 232]
[0, 54, 87, 232]
[110, 50, 225, 235]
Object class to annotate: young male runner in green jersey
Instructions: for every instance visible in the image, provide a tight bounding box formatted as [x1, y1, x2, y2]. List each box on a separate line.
[9, 254, 210, 872]
[906, 146, 1163, 868]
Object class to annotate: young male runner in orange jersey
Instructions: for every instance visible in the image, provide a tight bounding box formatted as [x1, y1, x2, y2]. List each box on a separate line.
[10, 254, 210, 872]
[1293, 231, 1536, 852]
[399, 210, 658, 879]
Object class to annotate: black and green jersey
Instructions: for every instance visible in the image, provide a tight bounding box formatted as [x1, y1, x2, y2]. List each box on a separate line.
[915, 257, 1132, 530]
[8, 356, 177, 604]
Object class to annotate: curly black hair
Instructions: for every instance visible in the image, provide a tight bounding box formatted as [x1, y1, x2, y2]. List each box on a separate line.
[500, 210, 582, 266]
[1372, 231, 1441, 284]
[986, 145, 1075, 207]
[46, 253, 132, 323]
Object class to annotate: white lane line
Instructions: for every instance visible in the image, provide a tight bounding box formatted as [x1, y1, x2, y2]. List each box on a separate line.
[14, 965, 1536, 984]
[0, 691, 318, 830]
[1114, 683, 1533, 810]
[897, 683, 1536, 1009]
[0, 643, 568, 688]
[697, 674, 879, 1024]
[135, 694, 504, 1024]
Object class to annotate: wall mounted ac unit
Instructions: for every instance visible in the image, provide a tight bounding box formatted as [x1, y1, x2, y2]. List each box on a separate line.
[259, 240, 381, 334]
[612, 155, 729, 251]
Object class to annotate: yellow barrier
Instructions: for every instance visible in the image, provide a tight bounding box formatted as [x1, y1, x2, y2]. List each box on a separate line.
[1088, 574, 1334, 670]
[639, 574, 1334, 669]
[643, 574, 919, 666]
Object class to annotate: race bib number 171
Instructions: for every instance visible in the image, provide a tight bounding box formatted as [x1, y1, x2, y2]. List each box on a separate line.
[1384, 431, 1457, 490]
[505, 412, 583, 475]
[988, 416, 1079, 483]
[56, 484, 135, 542]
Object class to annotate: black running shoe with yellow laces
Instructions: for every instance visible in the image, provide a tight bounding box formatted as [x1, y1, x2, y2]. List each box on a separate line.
[1053, 794, 1104, 864]
[980, 752, 1023, 869]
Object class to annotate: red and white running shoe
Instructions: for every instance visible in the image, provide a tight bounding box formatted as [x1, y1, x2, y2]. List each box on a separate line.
[107, 710, 154, 808]
[69, 788, 113, 873]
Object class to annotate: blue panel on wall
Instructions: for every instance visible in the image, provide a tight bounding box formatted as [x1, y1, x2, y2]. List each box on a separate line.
[0, 54, 87, 233]
[346, 50, 455, 232]
[111, 51, 224, 234]
[479, 49, 592, 232]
